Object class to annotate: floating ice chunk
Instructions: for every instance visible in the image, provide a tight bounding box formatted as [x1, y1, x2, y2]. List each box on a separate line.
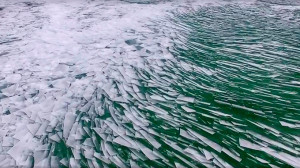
[184, 147, 206, 162]
[8, 132, 36, 165]
[180, 62, 193, 71]
[211, 152, 233, 168]
[175, 162, 185, 168]
[130, 160, 140, 168]
[148, 128, 159, 136]
[145, 105, 168, 115]
[1, 84, 17, 96]
[0, 130, 8, 137]
[105, 121, 126, 136]
[50, 156, 60, 168]
[54, 63, 69, 72]
[70, 158, 79, 168]
[173, 152, 197, 168]
[280, 121, 300, 128]
[2, 137, 14, 147]
[36, 121, 50, 136]
[222, 148, 242, 162]
[139, 130, 161, 149]
[34, 146, 50, 166]
[60, 158, 69, 167]
[263, 148, 300, 167]
[188, 129, 222, 152]
[83, 148, 94, 159]
[180, 129, 197, 140]
[0, 157, 14, 167]
[124, 110, 145, 127]
[153, 149, 168, 161]
[5, 74, 21, 83]
[66, 135, 76, 149]
[219, 120, 233, 127]
[113, 136, 134, 149]
[13, 125, 28, 140]
[150, 95, 166, 101]
[141, 147, 159, 160]
[123, 136, 139, 149]
[63, 113, 77, 139]
[86, 159, 94, 168]
[49, 134, 61, 142]
[1, 115, 15, 124]
[94, 152, 111, 164]
[83, 85, 95, 101]
[93, 128, 105, 137]
[74, 129, 83, 140]
[177, 95, 195, 103]
[197, 125, 215, 135]
[105, 143, 117, 156]
[0, 155, 6, 162]
[239, 139, 261, 150]
[181, 106, 196, 113]
[291, 81, 300, 85]
[247, 131, 299, 155]
[27, 123, 41, 135]
[80, 101, 92, 113]
[195, 66, 214, 76]
[260, 123, 280, 134]
[203, 149, 213, 160]
[112, 96, 127, 103]
[91, 158, 101, 168]
[163, 95, 176, 101]
[111, 156, 127, 168]
[135, 131, 144, 139]
[255, 156, 269, 164]
[72, 149, 81, 160]
[136, 142, 159, 160]
[208, 109, 231, 117]
[130, 149, 144, 161]
[35, 157, 50, 168]
[83, 138, 94, 147]
[215, 100, 264, 114]
[53, 78, 71, 89]
[83, 126, 92, 137]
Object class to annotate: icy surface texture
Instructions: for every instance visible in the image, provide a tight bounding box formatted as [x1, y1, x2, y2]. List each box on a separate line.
[0, 0, 300, 167]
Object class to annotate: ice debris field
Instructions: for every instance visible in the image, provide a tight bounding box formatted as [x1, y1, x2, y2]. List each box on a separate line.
[0, 0, 300, 167]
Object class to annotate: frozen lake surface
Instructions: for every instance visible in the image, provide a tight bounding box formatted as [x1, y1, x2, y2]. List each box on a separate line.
[0, 0, 300, 167]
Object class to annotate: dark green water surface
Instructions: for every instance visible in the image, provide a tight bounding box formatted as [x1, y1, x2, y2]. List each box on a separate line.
[125, 4, 300, 167]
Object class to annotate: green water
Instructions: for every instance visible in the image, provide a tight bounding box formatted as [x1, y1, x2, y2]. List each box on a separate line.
[128, 4, 300, 167]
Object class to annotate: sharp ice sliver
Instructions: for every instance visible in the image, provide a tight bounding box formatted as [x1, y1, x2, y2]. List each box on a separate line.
[177, 95, 195, 103]
[113, 136, 135, 149]
[139, 129, 161, 149]
[188, 129, 222, 152]
[221, 148, 242, 162]
[137, 143, 159, 160]
[63, 112, 77, 139]
[239, 139, 261, 150]
[144, 105, 168, 115]
[181, 106, 196, 113]
[150, 95, 166, 101]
